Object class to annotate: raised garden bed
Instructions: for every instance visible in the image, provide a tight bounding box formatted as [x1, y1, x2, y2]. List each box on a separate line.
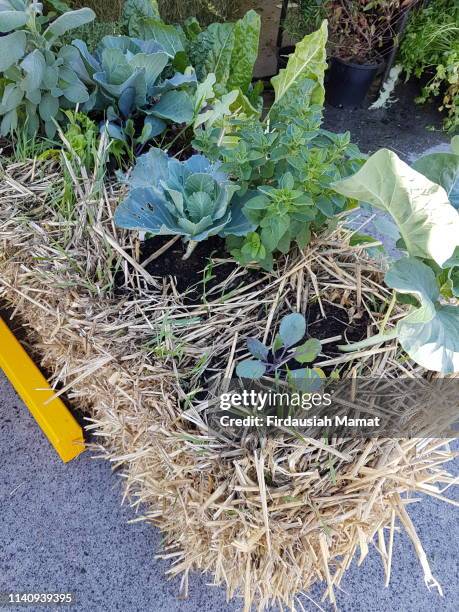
[0, 1, 458, 609]
[1, 158, 457, 609]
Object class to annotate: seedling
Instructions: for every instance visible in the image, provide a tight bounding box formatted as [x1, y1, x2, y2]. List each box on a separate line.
[236, 312, 323, 391]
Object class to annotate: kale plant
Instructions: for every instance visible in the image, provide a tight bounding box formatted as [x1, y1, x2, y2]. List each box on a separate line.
[0, 0, 95, 137]
[114, 148, 255, 258]
[236, 313, 323, 391]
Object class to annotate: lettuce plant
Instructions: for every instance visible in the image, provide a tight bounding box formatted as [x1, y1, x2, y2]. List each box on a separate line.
[0, 0, 95, 137]
[333, 148, 459, 373]
[70, 35, 196, 146]
[114, 148, 255, 258]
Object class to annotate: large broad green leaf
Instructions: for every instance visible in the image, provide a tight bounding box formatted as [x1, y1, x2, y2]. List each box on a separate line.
[386, 258, 459, 374]
[151, 90, 194, 124]
[333, 148, 459, 267]
[0, 10, 27, 32]
[123, 0, 160, 36]
[0, 83, 23, 114]
[20, 50, 46, 94]
[114, 187, 183, 235]
[227, 10, 261, 94]
[132, 19, 185, 58]
[413, 152, 459, 210]
[385, 257, 439, 323]
[62, 79, 89, 104]
[195, 90, 238, 129]
[190, 22, 235, 90]
[0, 30, 26, 71]
[70, 39, 100, 75]
[270, 20, 327, 111]
[95, 70, 146, 106]
[339, 257, 459, 373]
[0, 108, 17, 135]
[45, 8, 95, 38]
[279, 313, 306, 348]
[39, 93, 59, 121]
[127, 147, 170, 192]
[100, 48, 131, 85]
[129, 51, 169, 90]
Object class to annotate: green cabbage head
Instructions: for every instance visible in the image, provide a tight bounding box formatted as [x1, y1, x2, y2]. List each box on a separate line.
[114, 149, 255, 258]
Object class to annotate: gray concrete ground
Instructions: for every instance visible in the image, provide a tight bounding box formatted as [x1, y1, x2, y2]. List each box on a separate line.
[1, 371, 458, 612]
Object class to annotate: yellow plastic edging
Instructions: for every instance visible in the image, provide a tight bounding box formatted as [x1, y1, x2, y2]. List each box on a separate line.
[0, 317, 85, 463]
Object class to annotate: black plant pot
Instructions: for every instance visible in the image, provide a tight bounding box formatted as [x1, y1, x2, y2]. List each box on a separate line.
[326, 57, 384, 108]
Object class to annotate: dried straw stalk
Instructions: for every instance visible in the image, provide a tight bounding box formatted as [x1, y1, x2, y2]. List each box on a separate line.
[0, 158, 457, 611]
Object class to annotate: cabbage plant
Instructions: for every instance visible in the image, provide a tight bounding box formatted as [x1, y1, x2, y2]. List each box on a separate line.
[114, 148, 255, 258]
[70, 35, 196, 144]
[0, 0, 95, 137]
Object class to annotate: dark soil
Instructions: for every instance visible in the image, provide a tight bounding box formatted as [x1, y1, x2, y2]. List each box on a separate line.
[306, 301, 369, 363]
[140, 235, 263, 303]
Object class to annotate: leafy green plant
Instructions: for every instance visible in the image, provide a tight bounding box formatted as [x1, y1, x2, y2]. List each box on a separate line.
[334, 148, 459, 268]
[210, 117, 362, 270]
[122, 0, 159, 37]
[61, 109, 99, 168]
[413, 135, 459, 211]
[124, 7, 262, 108]
[412, 137, 459, 298]
[270, 20, 327, 111]
[194, 22, 364, 270]
[333, 148, 459, 373]
[339, 257, 459, 374]
[236, 312, 324, 390]
[113, 147, 255, 258]
[399, 0, 459, 132]
[186, 10, 261, 98]
[70, 34, 197, 148]
[0, 0, 95, 137]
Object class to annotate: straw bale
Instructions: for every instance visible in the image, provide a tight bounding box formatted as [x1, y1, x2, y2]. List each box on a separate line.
[0, 159, 456, 610]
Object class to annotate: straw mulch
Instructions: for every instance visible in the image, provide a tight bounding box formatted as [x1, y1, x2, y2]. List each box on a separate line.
[0, 157, 457, 610]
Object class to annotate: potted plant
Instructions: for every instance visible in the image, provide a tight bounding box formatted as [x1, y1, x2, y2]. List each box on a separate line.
[282, 0, 418, 107]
